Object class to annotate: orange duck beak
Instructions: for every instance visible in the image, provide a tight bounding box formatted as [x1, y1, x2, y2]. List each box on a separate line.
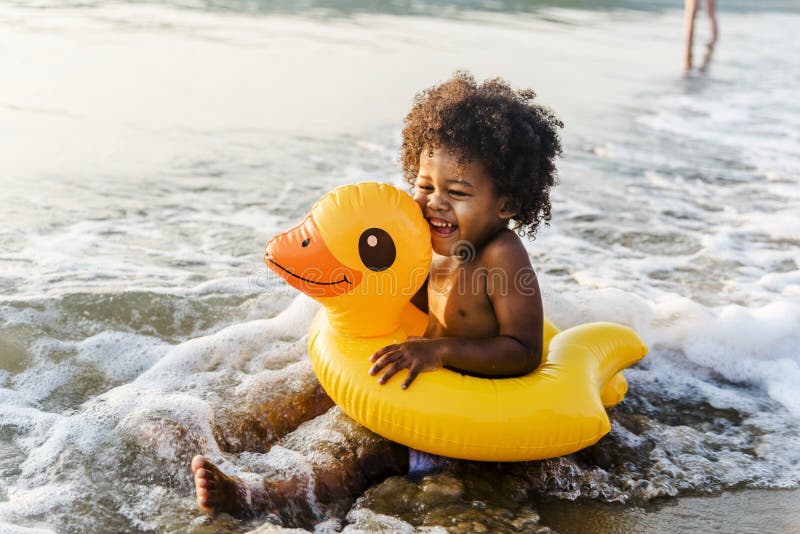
[264, 214, 362, 298]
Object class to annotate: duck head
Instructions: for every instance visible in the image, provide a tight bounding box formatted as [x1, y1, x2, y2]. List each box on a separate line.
[265, 182, 431, 337]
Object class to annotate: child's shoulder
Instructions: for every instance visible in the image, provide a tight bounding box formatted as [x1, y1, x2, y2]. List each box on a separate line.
[477, 229, 533, 271]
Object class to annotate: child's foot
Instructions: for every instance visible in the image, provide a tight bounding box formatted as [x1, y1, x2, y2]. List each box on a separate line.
[191, 455, 247, 516]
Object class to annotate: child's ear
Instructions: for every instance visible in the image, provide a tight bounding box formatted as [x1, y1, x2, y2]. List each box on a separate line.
[497, 196, 518, 220]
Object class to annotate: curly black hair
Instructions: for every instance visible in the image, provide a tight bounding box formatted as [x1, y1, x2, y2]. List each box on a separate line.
[400, 71, 563, 239]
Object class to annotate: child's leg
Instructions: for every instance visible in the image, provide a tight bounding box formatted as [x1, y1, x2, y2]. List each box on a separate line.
[212, 361, 334, 453]
[193, 407, 409, 525]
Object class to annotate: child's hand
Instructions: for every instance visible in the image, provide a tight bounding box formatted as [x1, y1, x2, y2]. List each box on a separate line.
[369, 337, 443, 390]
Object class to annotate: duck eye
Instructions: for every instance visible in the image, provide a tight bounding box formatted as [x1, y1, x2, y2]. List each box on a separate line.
[358, 228, 395, 272]
[301, 238, 310, 247]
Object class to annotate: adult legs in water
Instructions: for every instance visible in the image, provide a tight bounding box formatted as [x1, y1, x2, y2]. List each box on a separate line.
[706, 0, 718, 45]
[192, 407, 409, 527]
[684, 0, 719, 71]
[684, 0, 699, 70]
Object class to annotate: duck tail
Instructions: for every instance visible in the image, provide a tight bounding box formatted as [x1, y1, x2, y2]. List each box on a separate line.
[549, 322, 647, 405]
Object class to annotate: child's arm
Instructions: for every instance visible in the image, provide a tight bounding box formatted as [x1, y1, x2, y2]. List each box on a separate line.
[370, 236, 543, 389]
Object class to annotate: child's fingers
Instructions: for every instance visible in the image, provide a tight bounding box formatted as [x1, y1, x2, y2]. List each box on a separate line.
[377, 360, 405, 385]
[369, 344, 399, 363]
[401, 366, 420, 390]
[369, 350, 401, 375]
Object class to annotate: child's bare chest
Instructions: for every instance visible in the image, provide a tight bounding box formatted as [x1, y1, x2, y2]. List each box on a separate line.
[425, 257, 499, 339]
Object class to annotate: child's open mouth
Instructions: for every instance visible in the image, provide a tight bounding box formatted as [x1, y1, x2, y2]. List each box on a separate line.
[428, 216, 458, 238]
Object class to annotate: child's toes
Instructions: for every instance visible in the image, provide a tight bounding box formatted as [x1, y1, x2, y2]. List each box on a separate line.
[191, 455, 210, 473]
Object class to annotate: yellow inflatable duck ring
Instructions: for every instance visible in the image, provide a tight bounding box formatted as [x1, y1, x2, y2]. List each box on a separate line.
[265, 182, 647, 461]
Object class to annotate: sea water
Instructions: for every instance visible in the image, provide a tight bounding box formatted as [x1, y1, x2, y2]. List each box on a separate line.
[1, 1, 799, 532]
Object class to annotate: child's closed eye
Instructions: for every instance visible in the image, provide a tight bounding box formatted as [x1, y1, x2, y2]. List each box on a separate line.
[448, 189, 468, 197]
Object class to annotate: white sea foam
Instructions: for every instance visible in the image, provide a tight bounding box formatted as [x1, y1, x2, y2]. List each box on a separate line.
[0, 521, 55, 534]
[0, 483, 79, 524]
[544, 287, 800, 420]
[74, 332, 168, 382]
[9, 293, 317, 489]
[682, 301, 800, 416]
[135, 294, 316, 390]
[0, 392, 62, 434]
[10, 360, 80, 405]
[17, 384, 218, 480]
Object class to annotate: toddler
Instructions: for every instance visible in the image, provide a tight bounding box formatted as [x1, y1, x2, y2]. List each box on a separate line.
[192, 71, 563, 527]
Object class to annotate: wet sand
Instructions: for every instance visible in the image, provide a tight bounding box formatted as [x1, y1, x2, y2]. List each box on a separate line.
[538, 489, 800, 533]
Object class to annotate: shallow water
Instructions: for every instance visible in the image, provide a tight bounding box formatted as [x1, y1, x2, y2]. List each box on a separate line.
[1, 1, 799, 532]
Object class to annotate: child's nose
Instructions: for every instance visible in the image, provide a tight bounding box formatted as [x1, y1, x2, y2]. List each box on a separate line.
[427, 190, 448, 211]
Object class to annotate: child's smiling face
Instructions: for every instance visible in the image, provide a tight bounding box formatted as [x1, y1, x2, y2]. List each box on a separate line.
[413, 147, 513, 257]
